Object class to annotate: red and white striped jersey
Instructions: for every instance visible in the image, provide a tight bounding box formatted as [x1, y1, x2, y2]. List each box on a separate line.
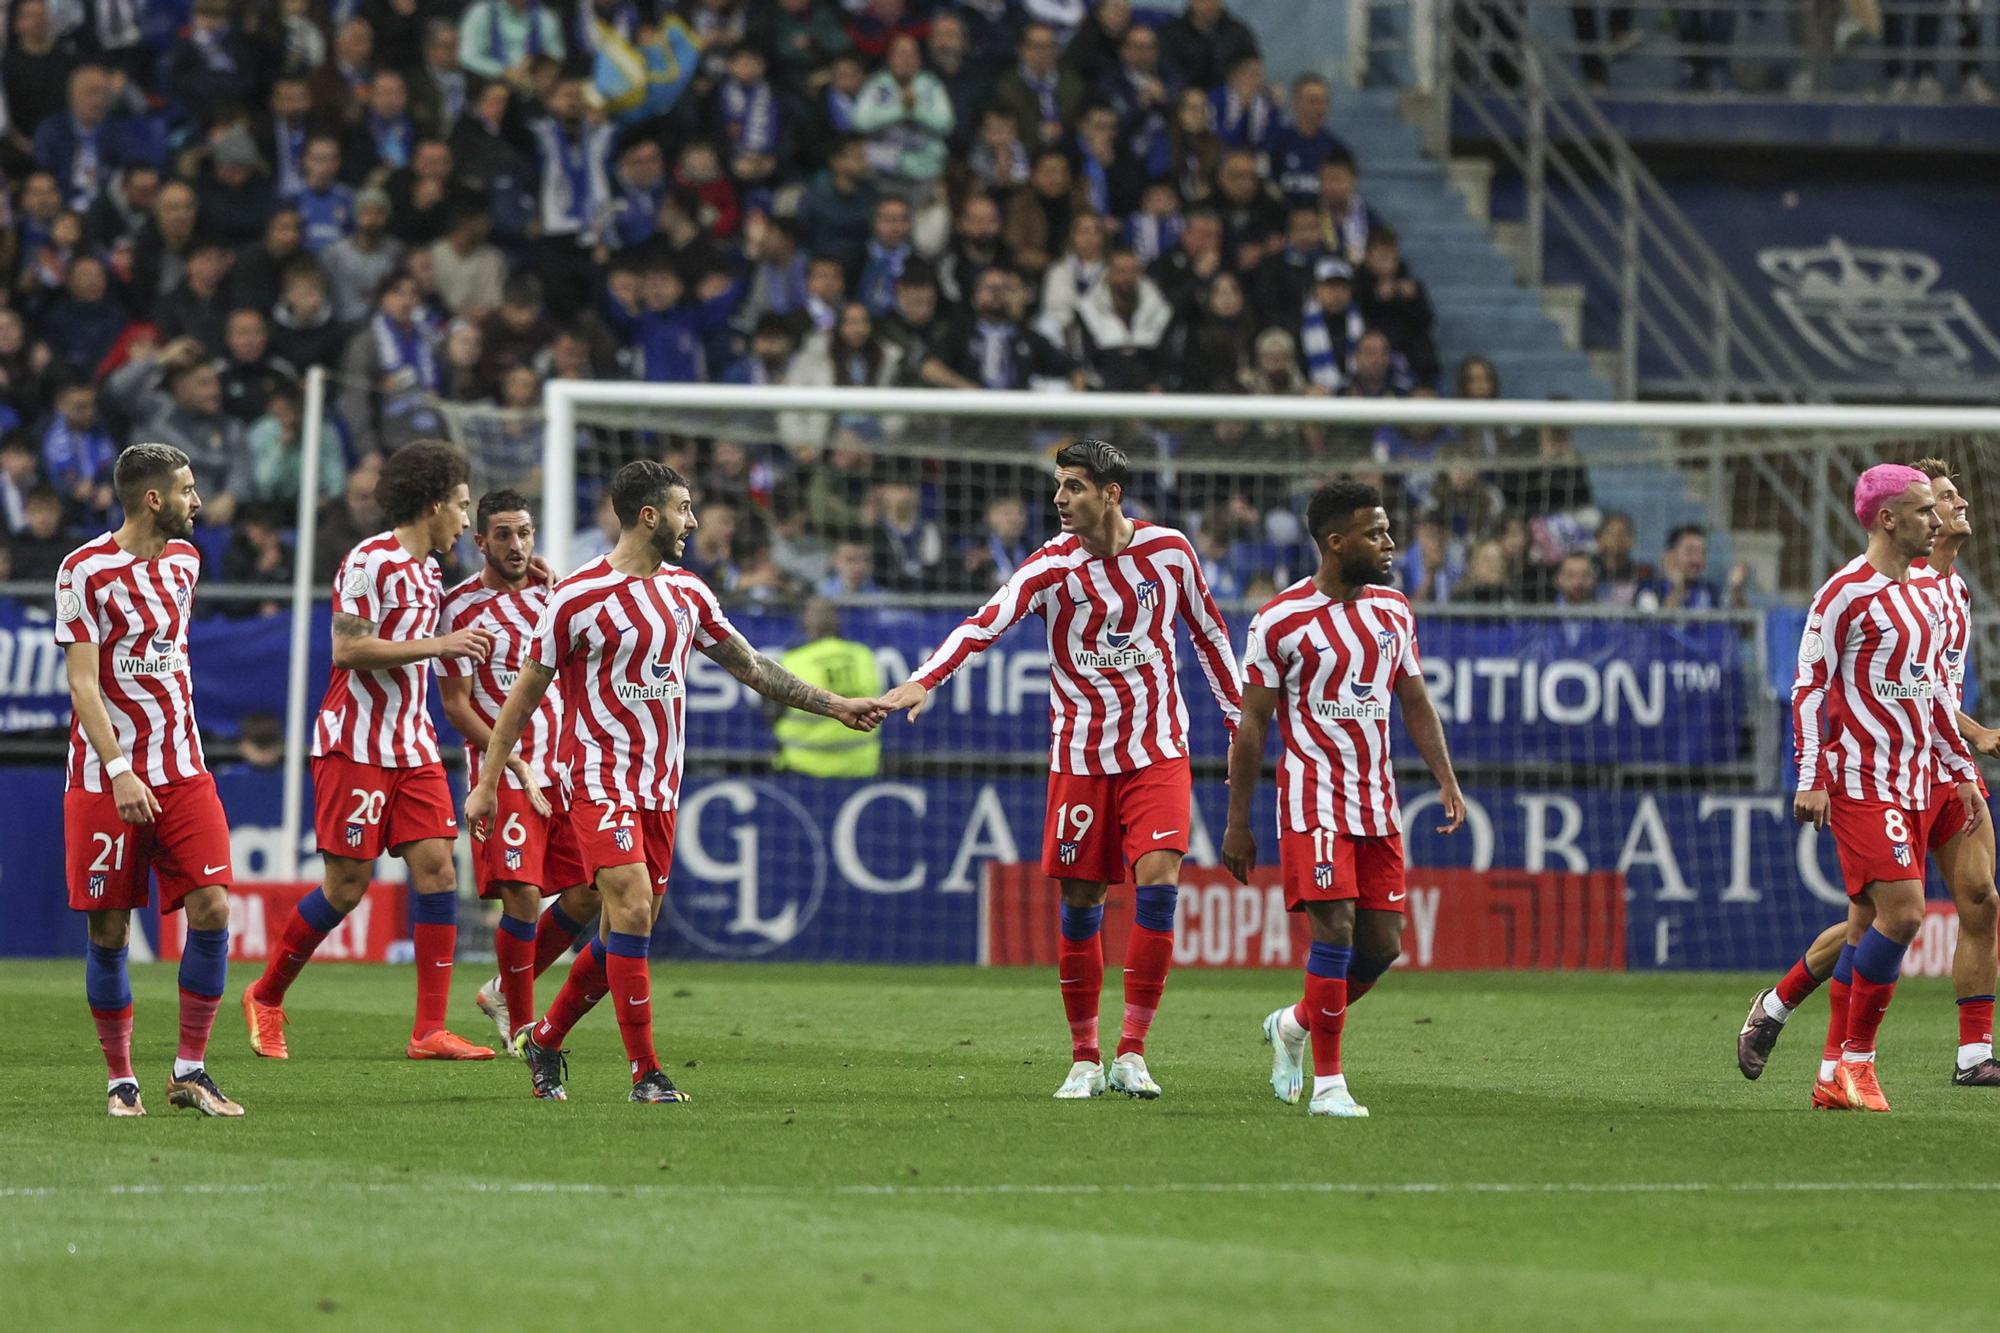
[529, 557, 734, 811]
[54, 535, 208, 792]
[1793, 554, 1976, 805]
[312, 532, 444, 768]
[910, 522, 1242, 775]
[1921, 563, 1975, 784]
[438, 575, 560, 791]
[1241, 580, 1421, 837]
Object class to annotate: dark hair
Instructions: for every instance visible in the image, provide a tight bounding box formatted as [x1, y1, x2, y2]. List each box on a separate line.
[1306, 478, 1384, 544]
[477, 487, 534, 532]
[610, 459, 690, 526]
[114, 442, 192, 512]
[376, 440, 469, 525]
[1665, 523, 1707, 549]
[1365, 224, 1400, 249]
[1054, 438, 1131, 491]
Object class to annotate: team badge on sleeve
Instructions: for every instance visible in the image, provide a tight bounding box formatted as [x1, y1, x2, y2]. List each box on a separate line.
[344, 566, 370, 599]
[56, 590, 82, 623]
[1799, 631, 1825, 664]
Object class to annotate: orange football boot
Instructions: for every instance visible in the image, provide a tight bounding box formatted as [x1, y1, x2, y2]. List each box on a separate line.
[1836, 1058, 1892, 1112]
[1810, 1076, 1848, 1110]
[242, 987, 290, 1059]
[406, 1029, 495, 1060]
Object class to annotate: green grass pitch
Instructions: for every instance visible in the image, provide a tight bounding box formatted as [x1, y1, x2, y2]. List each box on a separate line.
[1, 962, 1991, 1330]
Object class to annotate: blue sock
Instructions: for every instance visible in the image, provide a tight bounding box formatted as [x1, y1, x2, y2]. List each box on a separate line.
[411, 892, 457, 926]
[546, 903, 586, 938]
[1306, 941, 1353, 980]
[498, 914, 537, 943]
[606, 930, 650, 959]
[588, 936, 607, 964]
[1852, 927, 1905, 985]
[86, 943, 131, 1011]
[297, 887, 347, 933]
[1059, 903, 1104, 941]
[178, 927, 229, 999]
[1831, 942, 1856, 986]
[1133, 884, 1177, 934]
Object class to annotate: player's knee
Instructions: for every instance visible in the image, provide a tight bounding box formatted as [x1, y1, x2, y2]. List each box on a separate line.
[1875, 902, 1926, 944]
[86, 911, 130, 950]
[1957, 885, 1998, 939]
[182, 886, 230, 932]
[1058, 880, 1109, 908]
[1354, 942, 1399, 985]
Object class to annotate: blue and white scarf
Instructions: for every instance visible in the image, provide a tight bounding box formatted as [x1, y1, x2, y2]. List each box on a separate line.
[975, 321, 1017, 389]
[859, 241, 909, 315]
[1299, 297, 1362, 391]
[825, 86, 857, 134]
[721, 78, 779, 156]
[374, 312, 439, 397]
[1125, 213, 1182, 265]
[193, 22, 238, 73]
[532, 118, 609, 237]
[1078, 149, 1109, 215]
[1022, 66, 1058, 123]
[1212, 85, 1273, 149]
[368, 113, 412, 170]
[275, 120, 307, 197]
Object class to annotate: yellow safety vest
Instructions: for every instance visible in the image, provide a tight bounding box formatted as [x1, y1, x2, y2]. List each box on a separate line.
[773, 637, 884, 778]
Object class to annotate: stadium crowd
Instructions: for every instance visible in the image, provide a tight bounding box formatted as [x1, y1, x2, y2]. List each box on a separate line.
[0, 0, 1712, 612]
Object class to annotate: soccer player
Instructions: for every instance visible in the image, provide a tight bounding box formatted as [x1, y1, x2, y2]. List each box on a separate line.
[1738, 459, 2000, 1095]
[58, 442, 243, 1117]
[243, 441, 499, 1061]
[1221, 480, 1465, 1119]
[875, 439, 1243, 1101]
[1741, 464, 1983, 1113]
[438, 489, 600, 1052]
[467, 460, 883, 1103]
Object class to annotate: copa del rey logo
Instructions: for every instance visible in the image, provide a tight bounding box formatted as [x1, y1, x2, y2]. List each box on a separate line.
[1758, 237, 2000, 381]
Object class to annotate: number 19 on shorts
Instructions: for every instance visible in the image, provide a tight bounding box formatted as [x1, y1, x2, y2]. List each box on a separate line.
[1054, 803, 1094, 867]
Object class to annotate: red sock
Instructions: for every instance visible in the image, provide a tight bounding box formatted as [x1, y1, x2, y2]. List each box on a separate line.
[495, 928, 537, 1039]
[1960, 997, 1995, 1049]
[533, 907, 585, 976]
[1116, 925, 1174, 1058]
[91, 1005, 134, 1082]
[1057, 932, 1103, 1063]
[1349, 978, 1378, 1005]
[1292, 998, 1310, 1029]
[1775, 957, 1825, 1009]
[411, 922, 456, 1039]
[1844, 974, 1897, 1056]
[253, 911, 331, 1005]
[176, 988, 221, 1065]
[1303, 973, 1348, 1076]
[533, 943, 608, 1047]
[1822, 977, 1850, 1064]
[605, 953, 659, 1081]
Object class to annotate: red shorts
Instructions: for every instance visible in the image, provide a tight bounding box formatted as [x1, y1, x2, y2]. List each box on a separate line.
[472, 784, 588, 897]
[65, 772, 234, 914]
[1040, 758, 1191, 884]
[1828, 796, 1934, 896]
[1925, 776, 1992, 852]
[569, 798, 677, 893]
[1279, 826, 1408, 914]
[312, 754, 458, 862]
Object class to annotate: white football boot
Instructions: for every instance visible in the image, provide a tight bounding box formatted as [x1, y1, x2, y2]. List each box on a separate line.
[1307, 1079, 1370, 1119]
[1262, 1008, 1306, 1105]
[1109, 1052, 1162, 1099]
[474, 976, 514, 1052]
[1053, 1059, 1107, 1099]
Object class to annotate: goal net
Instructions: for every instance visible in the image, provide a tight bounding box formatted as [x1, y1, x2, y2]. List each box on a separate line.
[411, 383, 2000, 977]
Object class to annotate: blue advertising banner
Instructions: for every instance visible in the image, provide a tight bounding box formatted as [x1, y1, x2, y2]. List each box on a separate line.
[0, 764, 1955, 972]
[0, 597, 1751, 768]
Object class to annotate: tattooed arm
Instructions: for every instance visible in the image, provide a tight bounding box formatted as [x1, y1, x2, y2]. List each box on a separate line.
[330, 612, 495, 671]
[701, 631, 885, 731]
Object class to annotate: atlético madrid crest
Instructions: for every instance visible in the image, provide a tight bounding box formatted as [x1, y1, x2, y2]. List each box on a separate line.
[613, 828, 634, 853]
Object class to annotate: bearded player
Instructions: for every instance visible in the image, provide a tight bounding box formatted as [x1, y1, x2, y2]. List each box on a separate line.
[1741, 465, 1983, 1113]
[438, 489, 600, 1052]
[244, 441, 499, 1061]
[1221, 479, 1465, 1119]
[468, 461, 883, 1103]
[1738, 459, 2000, 1095]
[58, 443, 243, 1117]
[875, 440, 1243, 1101]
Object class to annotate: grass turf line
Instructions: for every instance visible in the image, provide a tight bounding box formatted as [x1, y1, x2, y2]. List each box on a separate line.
[0, 962, 1988, 1330]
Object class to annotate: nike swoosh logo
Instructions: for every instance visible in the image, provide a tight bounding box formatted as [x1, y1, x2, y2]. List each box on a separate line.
[202, 863, 228, 877]
[655, 876, 670, 885]
[627, 996, 650, 1006]
[1387, 890, 1408, 902]
[1150, 829, 1179, 839]
[1319, 1007, 1346, 1020]
[433, 961, 452, 968]
[506, 965, 531, 974]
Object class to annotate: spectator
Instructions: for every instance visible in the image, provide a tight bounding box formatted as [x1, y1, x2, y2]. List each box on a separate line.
[724, 314, 801, 386]
[1239, 326, 1309, 397]
[0, 309, 53, 426]
[773, 598, 884, 776]
[1356, 226, 1438, 387]
[526, 78, 615, 309]
[1593, 511, 1649, 605]
[1161, 0, 1261, 92]
[45, 254, 129, 384]
[966, 106, 1032, 197]
[1499, 419, 1596, 532]
[321, 187, 405, 323]
[800, 52, 869, 165]
[1676, 10, 1736, 92]
[149, 354, 250, 524]
[269, 260, 348, 372]
[925, 11, 989, 153]
[1399, 514, 1464, 604]
[384, 139, 457, 247]
[1211, 54, 1276, 153]
[1298, 257, 1363, 392]
[781, 301, 905, 447]
[155, 238, 234, 356]
[1073, 102, 1146, 221]
[1168, 86, 1222, 204]
[819, 534, 885, 598]
[228, 208, 307, 315]
[409, 20, 470, 138]
[1343, 329, 1412, 399]
[1212, 147, 1285, 267]
[84, 163, 160, 254]
[194, 126, 280, 248]
[923, 265, 1076, 390]
[603, 260, 742, 382]
[217, 309, 298, 424]
[1269, 74, 1347, 207]
[220, 503, 295, 594]
[936, 193, 1012, 306]
[33, 65, 150, 214]
[0, 432, 40, 534]
[40, 381, 116, 525]
[1150, 205, 1224, 317]
[1317, 155, 1373, 263]
[674, 138, 742, 244]
[247, 380, 344, 507]
[1176, 272, 1256, 392]
[1427, 449, 1503, 546]
[1253, 205, 1328, 323]
[1037, 211, 1110, 349]
[878, 262, 948, 378]
[1454, 353, 1525, 456]
[960, 494, 1036, 590]
[760, 0, 854, 94]
[1065, 0, 1136, 88]
[1123, 180, 1184, 268]
[341, 270, 443, 457]
[345, 70, 419, 181]
[990, 22, 1089, 149]
[1452, 539, 1514, 605]
[856, 196, 916, 317]
[1003, 147, 1086, 276]
[870, 479, 946, 590]
[460, 0, 568, 82]
[3, 2, 75, 148]
[1371, 385, 1454, 513]
[1636, 523, 1746, 611]
[795, 135, 880, 275]
[169, 0, 261, 131]
[681, 499, 738, 580]
[853, 33, 954, 196]
[291, 136, 356, 255]
[1572, 5, 1638, 89]
[1077, 247, 1172, 390]
[226, 711, 287, 771]
[313, 451, 384, 583]
[429, 198, 508, 317]
[11, 487, 70, 581]
[1551, 551, 1602, 607]
[701, 438, 781, 512]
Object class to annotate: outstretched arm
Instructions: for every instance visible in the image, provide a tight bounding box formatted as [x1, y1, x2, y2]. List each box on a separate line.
[1395, 674, 1465, 834]
[703, 631, 884, 731]
[882, 558, 1054, 720]
[332, 612, 493, 671]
